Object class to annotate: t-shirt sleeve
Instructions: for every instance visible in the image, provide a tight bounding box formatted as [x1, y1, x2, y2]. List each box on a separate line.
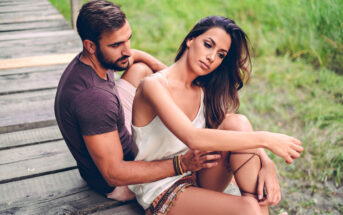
[73, 89, 120, 136]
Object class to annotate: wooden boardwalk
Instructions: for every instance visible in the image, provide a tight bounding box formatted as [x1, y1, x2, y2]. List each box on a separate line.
[0, 0, 144, 214]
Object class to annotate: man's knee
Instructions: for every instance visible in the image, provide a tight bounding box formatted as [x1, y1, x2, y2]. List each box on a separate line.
[219, 114, 253, 132]
[122, 62, 153, 87]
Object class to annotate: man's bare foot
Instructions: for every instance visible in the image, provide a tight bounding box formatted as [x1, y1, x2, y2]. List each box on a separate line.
[106, 185, 135, 201]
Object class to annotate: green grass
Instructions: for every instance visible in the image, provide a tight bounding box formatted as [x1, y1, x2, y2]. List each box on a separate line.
[49, 0, 343, 212]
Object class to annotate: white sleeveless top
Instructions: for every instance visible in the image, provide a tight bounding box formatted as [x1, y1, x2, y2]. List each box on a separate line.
[128, 73, 206, 209]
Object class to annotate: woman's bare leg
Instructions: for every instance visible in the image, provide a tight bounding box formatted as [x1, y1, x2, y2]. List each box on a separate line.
[168, 187, 262, 215]
[197, 113, 269, 215]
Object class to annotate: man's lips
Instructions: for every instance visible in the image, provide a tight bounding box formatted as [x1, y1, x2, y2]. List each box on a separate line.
[118, 57, 129, 64]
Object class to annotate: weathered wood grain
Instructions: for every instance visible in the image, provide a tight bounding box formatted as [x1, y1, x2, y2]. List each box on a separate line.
[0, 53, 78, 69]
[0, 89, 56, 133]
[0, 68, 62, 94]
[0, 14, 64, 24]
[0, 29, 76, 42]
[90, 202, 145, 215]
[0, 140, 76, 183]
[0, 169, 144, 215]
[0, 64, 67, 75]
[0, 3, 55, 14]
[0, 19, 70, 33]
[0, 9, 61, 24]
[0, 125, 62, 150]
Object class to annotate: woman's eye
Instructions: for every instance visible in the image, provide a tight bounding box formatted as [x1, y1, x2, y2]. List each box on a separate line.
[218, 53, 225, 59]
[204, 42, 212, 48]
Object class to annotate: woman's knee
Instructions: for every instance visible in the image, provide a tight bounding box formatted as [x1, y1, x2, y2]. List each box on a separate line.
[219, 113, 253, 132]
[241, 196, 262, 215]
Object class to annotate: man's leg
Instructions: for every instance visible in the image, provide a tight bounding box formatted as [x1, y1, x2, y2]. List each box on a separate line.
[116, 63, 153, 134]
[110, 63, 153, 201]
[121, 62, 154, 88]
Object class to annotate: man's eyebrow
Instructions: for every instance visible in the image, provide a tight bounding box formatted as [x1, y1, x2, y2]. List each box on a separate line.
[207, 37, 228, 53]
[109, 33, 132, 46]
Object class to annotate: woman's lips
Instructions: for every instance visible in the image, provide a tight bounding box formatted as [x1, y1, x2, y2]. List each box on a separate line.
[200, 61, 210, 70]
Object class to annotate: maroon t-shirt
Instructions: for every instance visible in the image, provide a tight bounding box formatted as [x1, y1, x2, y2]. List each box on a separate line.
[54, 54, 135, 194]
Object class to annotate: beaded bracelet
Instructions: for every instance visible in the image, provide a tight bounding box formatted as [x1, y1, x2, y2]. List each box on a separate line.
[173, 155, 185, 175]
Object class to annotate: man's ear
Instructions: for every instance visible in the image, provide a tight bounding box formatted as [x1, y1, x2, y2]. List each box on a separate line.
[83, 39, 96, 54]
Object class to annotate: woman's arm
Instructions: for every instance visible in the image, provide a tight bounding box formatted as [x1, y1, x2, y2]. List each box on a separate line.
[137, 77, 303, 163]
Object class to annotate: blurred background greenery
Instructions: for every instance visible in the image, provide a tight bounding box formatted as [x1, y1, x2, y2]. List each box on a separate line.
[50, 0, 343, 214]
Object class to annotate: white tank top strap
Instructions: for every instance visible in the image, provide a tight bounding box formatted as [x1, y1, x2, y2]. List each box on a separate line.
[152, 71, 168, 85]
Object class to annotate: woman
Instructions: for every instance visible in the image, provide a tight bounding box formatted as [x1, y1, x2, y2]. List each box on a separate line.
[128, 16, 302, 215]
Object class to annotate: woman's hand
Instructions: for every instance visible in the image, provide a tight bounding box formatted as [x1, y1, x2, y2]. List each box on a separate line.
[181, 150, 221, 172]
[257, 158, 281, 206]
[261, 131, 303, 164]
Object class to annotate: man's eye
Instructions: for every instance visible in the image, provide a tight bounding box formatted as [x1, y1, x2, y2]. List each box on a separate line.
[111, 43, 120, 47]
[204, 42, 211, 48]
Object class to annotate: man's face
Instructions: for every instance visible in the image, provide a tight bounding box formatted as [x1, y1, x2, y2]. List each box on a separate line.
[96, 20, 132, 71]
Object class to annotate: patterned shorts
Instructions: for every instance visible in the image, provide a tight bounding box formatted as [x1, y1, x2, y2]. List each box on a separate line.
[146, 174, 197, 215]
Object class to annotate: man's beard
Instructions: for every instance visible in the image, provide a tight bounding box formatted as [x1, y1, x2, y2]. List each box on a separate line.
[96, 47, 130, 71]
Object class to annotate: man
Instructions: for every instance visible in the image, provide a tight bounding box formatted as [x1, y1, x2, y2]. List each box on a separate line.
[54, 0, 218, 201]
[55, 0, 281, 205]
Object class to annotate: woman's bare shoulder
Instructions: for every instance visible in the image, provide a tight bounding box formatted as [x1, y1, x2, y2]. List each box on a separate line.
[138, 70, 169, 94]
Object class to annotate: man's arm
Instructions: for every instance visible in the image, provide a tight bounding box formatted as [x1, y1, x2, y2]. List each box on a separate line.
[83, 130, 220, 186]
[130, 49, 167, 72]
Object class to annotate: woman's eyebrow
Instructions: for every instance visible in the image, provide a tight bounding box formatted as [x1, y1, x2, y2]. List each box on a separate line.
[207, 37, 228, 53]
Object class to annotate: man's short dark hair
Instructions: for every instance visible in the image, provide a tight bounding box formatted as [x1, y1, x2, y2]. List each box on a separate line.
[76, 0, 126, 44]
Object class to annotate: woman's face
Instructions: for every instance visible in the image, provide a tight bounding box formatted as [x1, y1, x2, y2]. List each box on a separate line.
[186, 27, 231, 76]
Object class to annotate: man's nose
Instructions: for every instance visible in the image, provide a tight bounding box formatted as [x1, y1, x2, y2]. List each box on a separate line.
[122, 40, 131, 56]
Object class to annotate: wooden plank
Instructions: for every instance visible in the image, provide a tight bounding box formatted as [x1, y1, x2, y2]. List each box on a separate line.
[0, 14, 64, 24]
[0, 29, 76, 42]
[0, 0, 48, 5]
[0, 35, 80, 59]
[0, 9, 61, 23]
[90, 202, 144, 215]
[0, 140, 76, 183]
[0, 169, 143, 215]
[0, 89, 57, 133]
[0, 125, 62, 150]
[0, 19, 70, 33]
[0, 4, 55, 14]
[0, 64, 67, 76]
[0, 65, 63, 93]
[0, 120, 57, 135]
[0, 53, 78, 69]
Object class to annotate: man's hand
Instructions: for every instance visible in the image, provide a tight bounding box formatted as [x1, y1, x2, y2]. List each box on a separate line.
[181, 150, 221, 172]
[257, 158, 281, 206]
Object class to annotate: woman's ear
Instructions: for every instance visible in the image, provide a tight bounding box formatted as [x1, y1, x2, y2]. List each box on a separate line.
[186, 38, 194, 48]
[83, 39, 96, 54]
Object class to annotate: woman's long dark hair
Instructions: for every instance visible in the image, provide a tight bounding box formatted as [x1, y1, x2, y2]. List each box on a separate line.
[175, 16, 252, 128]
